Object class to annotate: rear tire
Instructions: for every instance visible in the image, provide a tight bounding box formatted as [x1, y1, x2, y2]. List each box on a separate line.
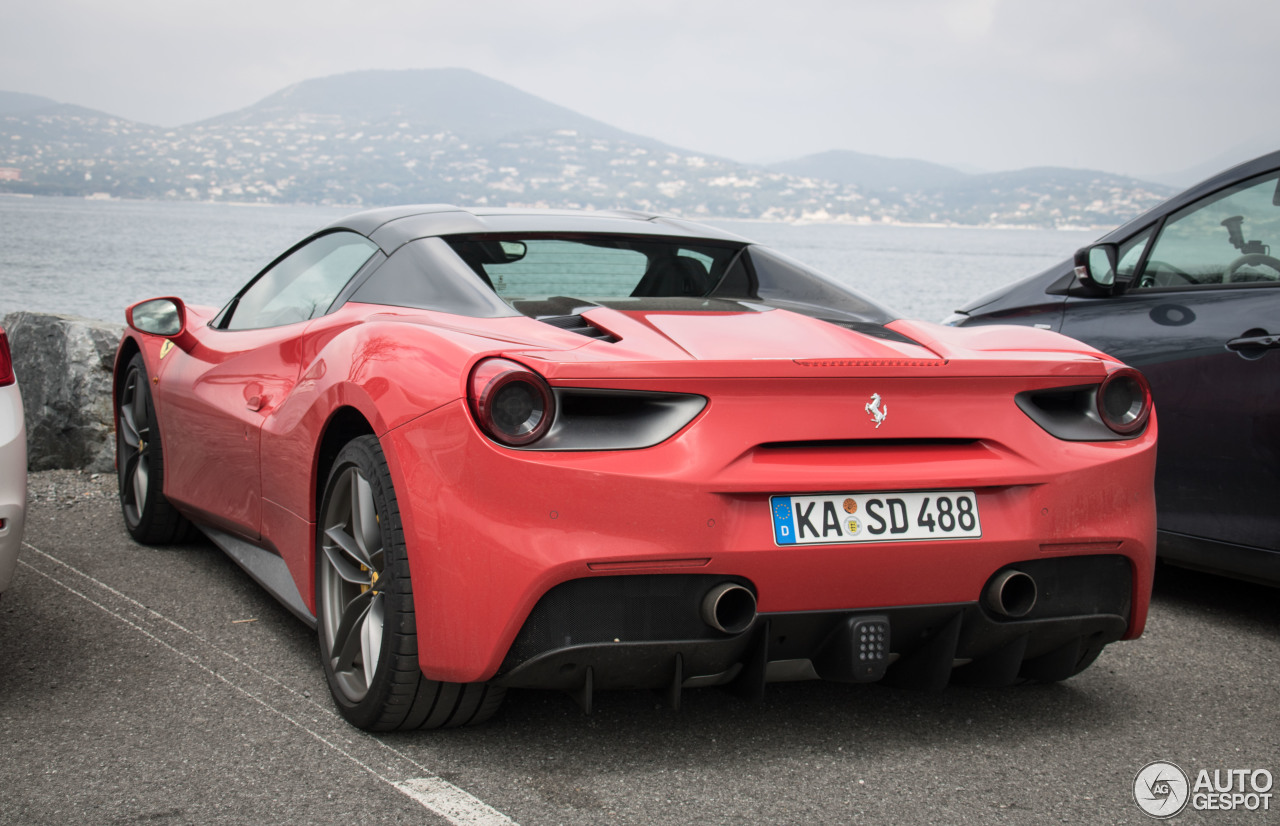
[315, 435, 504, 731]
[116, 352, 191, 544]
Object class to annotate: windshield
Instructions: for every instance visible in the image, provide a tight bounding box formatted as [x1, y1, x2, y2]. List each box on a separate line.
[443, 234, 896, 325]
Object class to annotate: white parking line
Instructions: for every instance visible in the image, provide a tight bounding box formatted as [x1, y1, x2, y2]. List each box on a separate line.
[19, 542, 518, 826]
[395, 778, 517, 826]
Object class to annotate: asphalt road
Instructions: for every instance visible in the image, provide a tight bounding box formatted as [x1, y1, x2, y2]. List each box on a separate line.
[2, 472, 1277, 825]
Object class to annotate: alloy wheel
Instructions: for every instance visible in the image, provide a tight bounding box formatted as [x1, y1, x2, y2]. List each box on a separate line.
[318, 465, 387, 702]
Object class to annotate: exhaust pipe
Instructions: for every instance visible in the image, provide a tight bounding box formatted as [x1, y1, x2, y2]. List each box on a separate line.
[984, 569, 1037, 618]
[701, 583, 757, 634]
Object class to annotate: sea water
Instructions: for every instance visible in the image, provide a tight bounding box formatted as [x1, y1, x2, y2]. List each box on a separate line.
[0, 196, 1094, 325]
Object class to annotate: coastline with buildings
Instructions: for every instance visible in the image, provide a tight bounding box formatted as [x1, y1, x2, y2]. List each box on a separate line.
[0, 70, 1174, 230]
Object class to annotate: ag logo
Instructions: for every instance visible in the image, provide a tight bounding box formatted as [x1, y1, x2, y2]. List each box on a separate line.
[1134, 761, 1190, 818]
[865, 393, 887, 428]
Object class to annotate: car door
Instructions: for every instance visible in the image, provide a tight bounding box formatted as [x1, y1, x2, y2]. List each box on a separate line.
[1059, 170, 1280, 552]
[158, 231, 380, 538]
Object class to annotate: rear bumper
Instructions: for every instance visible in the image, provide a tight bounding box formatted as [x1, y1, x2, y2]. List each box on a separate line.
[383, 390, 1156, 685]
[495, 555, 1132, 696]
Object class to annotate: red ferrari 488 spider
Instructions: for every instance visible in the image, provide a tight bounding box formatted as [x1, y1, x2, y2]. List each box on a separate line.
[115, 206, 1157, 731]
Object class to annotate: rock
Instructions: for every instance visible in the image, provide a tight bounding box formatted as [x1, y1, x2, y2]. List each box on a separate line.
[2, 312, 123, 472]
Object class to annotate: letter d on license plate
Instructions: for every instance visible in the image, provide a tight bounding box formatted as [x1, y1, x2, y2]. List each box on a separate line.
[771, 490, 981, 545]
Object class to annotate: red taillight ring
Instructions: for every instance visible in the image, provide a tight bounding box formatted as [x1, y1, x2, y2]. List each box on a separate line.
[1096, 367, 1151, 436]
[468, 358, 555, 447]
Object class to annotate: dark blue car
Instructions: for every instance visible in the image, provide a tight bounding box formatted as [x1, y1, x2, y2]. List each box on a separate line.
[947, 150, 1280, 586]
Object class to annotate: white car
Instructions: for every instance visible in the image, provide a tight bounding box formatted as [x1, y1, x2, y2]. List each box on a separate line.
[0, 324, 26, 597]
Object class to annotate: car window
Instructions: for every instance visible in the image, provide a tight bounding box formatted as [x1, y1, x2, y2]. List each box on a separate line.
[442, 234, 896, 325]
[484, 240, 650, 299]
[446, 236, 737, 301]
[1132, 173, 1280, 290]
[222, 232, 379, 330]
[1116, 228, 1152, 283]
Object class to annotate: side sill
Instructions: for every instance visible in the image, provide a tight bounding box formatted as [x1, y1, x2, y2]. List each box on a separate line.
[200, 525, 317, 628]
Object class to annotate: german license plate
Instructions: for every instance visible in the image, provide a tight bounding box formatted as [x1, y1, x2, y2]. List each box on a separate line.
[770, 490, 981, 545]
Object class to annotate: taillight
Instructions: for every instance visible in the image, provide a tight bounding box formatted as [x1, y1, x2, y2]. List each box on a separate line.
[468, 358, 555, 446]
[0, 327, 13, 387]
[1097, 367, 1151, 435]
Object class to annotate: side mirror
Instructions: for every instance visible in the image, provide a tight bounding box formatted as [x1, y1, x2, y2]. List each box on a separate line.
[126, 297, 198, 351]
[127, 297, 185, 335]
[1073, 244, 1118, 290]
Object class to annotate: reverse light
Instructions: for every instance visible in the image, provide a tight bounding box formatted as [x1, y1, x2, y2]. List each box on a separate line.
[468, 358, 555, 447]
[1097, 367, 1152, 436]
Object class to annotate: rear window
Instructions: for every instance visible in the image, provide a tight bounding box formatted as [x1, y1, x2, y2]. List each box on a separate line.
[446, 235, 737, 301]
[443, 233, 896, 325]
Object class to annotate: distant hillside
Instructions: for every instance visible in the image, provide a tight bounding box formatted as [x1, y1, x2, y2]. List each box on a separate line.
[0, 91, 60, 114]
[772, 150, 968, 192]
[771, 151, 1168, 226]
[0, 69, 1176, 228]
[918, 166, 1171, 226]
[206, 68, 646, 146]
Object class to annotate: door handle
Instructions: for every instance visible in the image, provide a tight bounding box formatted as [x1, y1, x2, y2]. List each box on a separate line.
[1226, 333, 1280, 351]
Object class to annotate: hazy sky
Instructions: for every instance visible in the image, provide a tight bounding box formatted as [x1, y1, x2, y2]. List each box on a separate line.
[4, 0, 1278, 178]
